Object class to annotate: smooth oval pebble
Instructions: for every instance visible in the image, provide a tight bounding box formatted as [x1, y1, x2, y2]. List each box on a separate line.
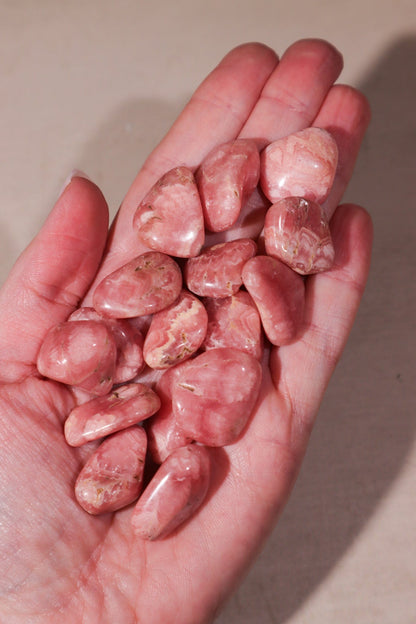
[171, 347, 262, 447]
[260, 127, 338, 204]
[196, 139, 260, 232]
[264, 196, 335, 274]
[146, 363, 193, 464]
[75, 426, 147, 515]
[69, 307, 145, 383]
[93, 251, 183, 319]
[143, 290, 208, 369]
[133, 167, 205, 258]
[242, 255, 305, 346]
[37, 320, 117, 396]
[65, 382, 161, 446]
[184, 238, 257, 298]
[131, 444, 210, 540]
[202, 291, 263, 360]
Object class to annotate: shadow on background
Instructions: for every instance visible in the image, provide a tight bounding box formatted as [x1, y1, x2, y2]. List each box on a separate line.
[77, 97, 186, 221]
[75, 37, 416, 623]
[215, 35, 416, 623]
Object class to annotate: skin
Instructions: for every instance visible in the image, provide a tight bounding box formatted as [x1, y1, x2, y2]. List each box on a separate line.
[0, 40, 372, 623]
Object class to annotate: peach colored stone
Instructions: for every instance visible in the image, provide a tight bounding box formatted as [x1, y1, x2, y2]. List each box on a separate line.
[75, 426, 147, 514]
[264, 197, 335, 274]
[172, 347, 262, 446]
[260, 127, 338, 204]
[133, 167, 204, 258]
[185, 238, 257, 298]
[37, 320, 117, 396]
[242, 255, 305, 346]
[143, 290, 208, 369]
[202, 291, 263, 360]
[146, 364, 193, 464]
[65, 383, 160, 446]
[93, 251, 182, 319]
[131, 444, 210, 539]
[69, 307, 145, 383]
[196, 139, 260, 232]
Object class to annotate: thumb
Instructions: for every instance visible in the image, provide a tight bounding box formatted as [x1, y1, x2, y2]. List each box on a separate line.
[0, 173, 109, 383]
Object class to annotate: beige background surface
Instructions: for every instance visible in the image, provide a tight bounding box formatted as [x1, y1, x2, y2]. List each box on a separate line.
[1, 1, 415, 622]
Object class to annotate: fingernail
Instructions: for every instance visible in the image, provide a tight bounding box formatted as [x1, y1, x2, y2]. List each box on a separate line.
[58, 169, 91, 199]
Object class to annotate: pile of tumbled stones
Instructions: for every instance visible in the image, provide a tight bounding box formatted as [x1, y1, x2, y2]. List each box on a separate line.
[37, 127, 338, 540]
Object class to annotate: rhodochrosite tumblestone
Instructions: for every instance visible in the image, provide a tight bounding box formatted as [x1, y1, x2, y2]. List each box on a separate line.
[202, 291, 263, 360]
[133, 166, 205, 258]
[143, 290, 208, 369]
[264, 196, 335, 274]
[146, 362, 194, 464]
[242, 255, 305, 346]
[196, 139, 260, 232]
[37, 320, 117, 396]
[64, 383, 161, 447]
[75, 426, 147, 515]
[185, 238, 257, 298]
[93, 251, 182, 319]
[131, 444, 211, 540]
[171, 348, 262, 446]
[260, 127, 338, 205]
[69, 307, 145, 383]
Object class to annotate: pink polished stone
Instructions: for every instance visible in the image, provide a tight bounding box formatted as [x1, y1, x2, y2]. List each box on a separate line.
[242, 255, 305, 346]
[184, 238, 257, 298]
[143, 290, 208, 369]
[65, 382, 161, 446]
[37, 320, 117, 396]
[75, 426, 147, 515]
[202, 291, 263, 360]
[260, 127, 338, 204]
[131, 444, 210, 540]
[133, 167, 204, 258]
[146, 364, 193, 464]
[264, 197, 335, 275]
[196, 139, 260, 232]
[93, 251, 182, 319]
[69, 307, 145, 383]
[172, 347, 262, 447]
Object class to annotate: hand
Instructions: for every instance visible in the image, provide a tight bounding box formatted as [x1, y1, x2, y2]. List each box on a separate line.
[0, 40, 372, 623]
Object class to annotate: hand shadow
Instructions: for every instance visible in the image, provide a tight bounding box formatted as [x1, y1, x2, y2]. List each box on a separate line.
[215, 35, 416, 623]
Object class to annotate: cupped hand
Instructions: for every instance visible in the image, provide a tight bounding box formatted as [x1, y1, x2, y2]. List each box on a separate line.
[0, 40, 372, 624]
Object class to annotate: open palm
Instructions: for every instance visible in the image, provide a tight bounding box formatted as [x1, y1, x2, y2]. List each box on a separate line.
[0, 40, 372, 624]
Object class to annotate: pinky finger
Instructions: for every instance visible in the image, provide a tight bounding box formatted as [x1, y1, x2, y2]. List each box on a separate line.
[270, 203, 373, 455]
[312, 84, 371, 219]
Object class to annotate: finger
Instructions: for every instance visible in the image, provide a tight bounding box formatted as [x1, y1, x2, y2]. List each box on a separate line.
[140, 43, 279, 179]
[239, 38, 344, 145]
[312, 84, 371, 218]
[94, 43, 279, 279]
[270, 204, 373, 455]
[0, 175, 109, 383]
